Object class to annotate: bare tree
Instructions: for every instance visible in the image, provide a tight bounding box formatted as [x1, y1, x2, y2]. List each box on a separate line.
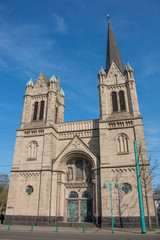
[153, 184, 160, 194]
[0, 174, 9, 213]
[113, 174, 138, 228]
[138, 146, 159, 229]
[153, 184, 160, 227]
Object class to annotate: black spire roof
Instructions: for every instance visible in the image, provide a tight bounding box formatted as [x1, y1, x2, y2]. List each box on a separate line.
[106, 19, 124, 73]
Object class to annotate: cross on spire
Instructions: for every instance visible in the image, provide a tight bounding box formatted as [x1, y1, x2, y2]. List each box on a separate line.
[107, 14, 111, 23]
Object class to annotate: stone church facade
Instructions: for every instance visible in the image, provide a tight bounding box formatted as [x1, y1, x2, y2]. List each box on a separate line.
[6, 20, 156, 227]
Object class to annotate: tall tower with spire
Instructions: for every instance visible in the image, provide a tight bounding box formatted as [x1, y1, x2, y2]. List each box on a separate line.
[98, 18, 140, 120]
[98, 18, 156, 227]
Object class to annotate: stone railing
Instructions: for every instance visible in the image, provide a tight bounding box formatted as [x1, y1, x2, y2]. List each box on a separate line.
[108, 120, 133, 129]
[56, 119, 99, 132]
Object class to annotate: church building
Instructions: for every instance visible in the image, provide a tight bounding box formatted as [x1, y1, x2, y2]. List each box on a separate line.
[6, 19, 156, 227]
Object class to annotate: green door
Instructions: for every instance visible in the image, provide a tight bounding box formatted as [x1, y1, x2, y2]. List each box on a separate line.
[67, 200, 78, 222]
[81, 200, 92, 222]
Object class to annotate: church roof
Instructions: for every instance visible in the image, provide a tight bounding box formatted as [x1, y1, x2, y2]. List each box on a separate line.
[106, 18, 124, 73]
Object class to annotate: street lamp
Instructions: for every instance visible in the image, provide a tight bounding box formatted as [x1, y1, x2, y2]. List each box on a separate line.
[103, 180, 118, 233]
[134, 140, 146, 234]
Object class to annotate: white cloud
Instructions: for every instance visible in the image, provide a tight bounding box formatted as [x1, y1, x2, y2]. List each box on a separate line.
[0, 20, 61, 77]
[52, 13, 68, 34]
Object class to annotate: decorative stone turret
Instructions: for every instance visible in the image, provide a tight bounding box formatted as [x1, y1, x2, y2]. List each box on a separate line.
[124, 61, 140, 116]
[26, 78, 34, 87]
[125, 61, 134, 80]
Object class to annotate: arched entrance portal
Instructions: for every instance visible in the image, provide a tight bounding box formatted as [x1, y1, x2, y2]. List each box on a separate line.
[63, 156, 94, 223]
[67, 191, 92, 222]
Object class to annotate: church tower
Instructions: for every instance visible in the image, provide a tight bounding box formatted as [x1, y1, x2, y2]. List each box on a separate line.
[98, 18, 140, 120]
[98, 18, 156, 227]
[21, 71, 65, 129]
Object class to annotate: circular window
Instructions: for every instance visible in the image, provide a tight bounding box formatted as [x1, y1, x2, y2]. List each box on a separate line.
[69, 191, 78, 198]
[122, 183, 132, 194]
[26, 186, 34, 195]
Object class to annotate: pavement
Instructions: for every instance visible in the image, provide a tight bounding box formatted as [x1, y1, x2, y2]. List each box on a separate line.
[0, 224, 160, 235]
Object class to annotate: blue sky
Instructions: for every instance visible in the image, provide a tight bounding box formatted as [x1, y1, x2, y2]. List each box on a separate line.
[0, 0, 160, 186]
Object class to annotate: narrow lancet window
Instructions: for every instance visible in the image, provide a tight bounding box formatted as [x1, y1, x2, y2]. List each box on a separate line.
[119, 91, 126, 111]
[39, 101, 45, 120]
[55, 107, 58, 123]
[76, 160, 83, 180]
[33, 102, 38, 120]
[112, 92, 118, 112]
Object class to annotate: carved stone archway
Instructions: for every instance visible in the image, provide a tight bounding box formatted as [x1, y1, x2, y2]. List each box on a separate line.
[56, 151, 96, 223]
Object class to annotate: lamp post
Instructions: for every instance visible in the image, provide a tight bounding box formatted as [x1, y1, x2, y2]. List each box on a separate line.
[134, 140, 146, 234]
[103, 180, 118, 233]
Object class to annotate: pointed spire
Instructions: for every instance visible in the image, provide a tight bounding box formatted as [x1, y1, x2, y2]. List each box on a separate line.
[106, 16, 124, 73]
[60, 88, 65, 97]
[49, 74, 58, 83]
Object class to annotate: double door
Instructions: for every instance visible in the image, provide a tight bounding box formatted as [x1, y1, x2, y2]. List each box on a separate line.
[67, 200, 92, 222]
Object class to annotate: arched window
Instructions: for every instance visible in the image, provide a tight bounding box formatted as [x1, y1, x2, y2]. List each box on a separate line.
[82, 191, 91, 199]
[119, 91, 126, 111]
[69, 191, 78, 198]
[29, 141, 38, 159]
[112, 92, 118, 112]
[33, 102, 38, 120]
[39, 101, 45, 120]
[117, 134, 129, 153]
[76, 160, 83, 180]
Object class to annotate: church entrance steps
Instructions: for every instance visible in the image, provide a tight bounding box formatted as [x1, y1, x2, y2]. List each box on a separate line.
[48, 222, 96, 228]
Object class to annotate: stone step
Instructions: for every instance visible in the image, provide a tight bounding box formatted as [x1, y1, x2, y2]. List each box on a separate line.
[48, 222, 97, 228]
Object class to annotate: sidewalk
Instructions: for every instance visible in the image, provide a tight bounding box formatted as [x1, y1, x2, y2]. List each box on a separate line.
[0, 224, 160, 235]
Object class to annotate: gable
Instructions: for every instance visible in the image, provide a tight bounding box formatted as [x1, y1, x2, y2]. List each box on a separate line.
[106, 61, 126, 85]
[54, 136, 97, 169]
[32, 72, 49, 95]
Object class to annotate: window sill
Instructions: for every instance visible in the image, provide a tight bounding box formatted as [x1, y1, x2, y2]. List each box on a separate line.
[31, 119, 44, 122]
[112, 110, 127, 113]
[117, 152, 129, 155]
[27, 158, 37, 161]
